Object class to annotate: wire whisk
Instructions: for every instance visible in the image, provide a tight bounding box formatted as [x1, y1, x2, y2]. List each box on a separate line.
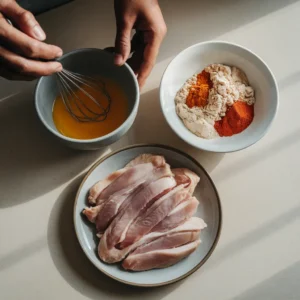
[4, 18, 112, 123]
[56, 69, 112, 122]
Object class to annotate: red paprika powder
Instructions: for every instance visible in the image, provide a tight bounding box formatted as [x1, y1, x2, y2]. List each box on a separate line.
[214, 101, 254, 137]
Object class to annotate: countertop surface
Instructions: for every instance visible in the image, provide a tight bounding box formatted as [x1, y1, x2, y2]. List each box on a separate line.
[0, 1, 299, 299]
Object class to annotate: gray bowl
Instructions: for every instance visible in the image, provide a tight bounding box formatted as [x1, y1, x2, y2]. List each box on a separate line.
[35, 48, 139, 150]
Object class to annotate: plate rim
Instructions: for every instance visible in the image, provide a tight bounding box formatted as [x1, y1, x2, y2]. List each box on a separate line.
[73, 143, 223, 287]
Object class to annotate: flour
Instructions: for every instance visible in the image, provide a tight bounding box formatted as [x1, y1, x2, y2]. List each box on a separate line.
[175, 64, 255, 139]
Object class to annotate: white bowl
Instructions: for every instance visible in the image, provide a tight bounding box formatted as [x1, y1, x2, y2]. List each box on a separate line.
[160, 41, 279, 152]
[35, 48, 139, 150]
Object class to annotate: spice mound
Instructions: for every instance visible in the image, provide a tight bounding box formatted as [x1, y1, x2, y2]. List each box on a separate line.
[175, 64, 255, 139]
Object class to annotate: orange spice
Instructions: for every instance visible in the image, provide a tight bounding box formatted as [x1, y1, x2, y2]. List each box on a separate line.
[214, 101, 254, 137]
[186, 70, 212, 108]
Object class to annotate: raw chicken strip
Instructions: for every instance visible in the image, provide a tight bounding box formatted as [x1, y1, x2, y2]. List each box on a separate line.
[94, 164, 172, 233]
[94, 190, 136, 232]
[119, 169, 200, 247]
[98, 163, 154, 201]
[119, 185, 190, 249]
[131, 231, 200, 255]
[99, 217, 206, 263]
[172, 168, 200, 195]
[125, 154, 166, 168]
[105, 176, 177, 249]
[85, 156, 170, 226]
[89, 155, 166, 205]
[88, 168, 126, 204]
[98, 162, 169, 203]
[152, 197, 199, 233]
[122, 240, 201, 271]
[82, 204, 103, 223]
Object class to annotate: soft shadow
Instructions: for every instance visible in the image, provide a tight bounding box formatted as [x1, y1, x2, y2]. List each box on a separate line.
[0, 236, 46, 272]
[37, 0, 116, 53]
[112, 88, 225, 173]
[0, 87, 105, 208]
[232, 261, 300, 300]
[47, 177, 180, 300]
[158, 0, 300, 60]
[35, 0, 300, 63]
[214, 128, 300, 182]
[278, 71, 300, 91]
[206, 205, 300, 270]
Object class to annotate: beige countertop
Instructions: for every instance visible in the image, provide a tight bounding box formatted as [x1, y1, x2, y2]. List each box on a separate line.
[0, 0, 300, 299]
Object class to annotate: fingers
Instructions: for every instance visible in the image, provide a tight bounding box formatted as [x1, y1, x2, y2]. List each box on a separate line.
[137, 35, 161, 87]
[0, 0, 46, 40]
[0, 2, 62, 80]
[114, 19, 134, 66]
[137, 22, 166, 87]
[0, 15, 62, 60]
[127, 43, 144, 74]
[0, 46, 62, 77]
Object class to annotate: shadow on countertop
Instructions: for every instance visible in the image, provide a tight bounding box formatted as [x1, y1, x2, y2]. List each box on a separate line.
[0, 85, 224, 208]
[47, 176, 183, 300]
[0, 86, 106, 208]
[232, 261, 300, 300]
[113, 88, 225, 173]
[34, 0, 300, 62]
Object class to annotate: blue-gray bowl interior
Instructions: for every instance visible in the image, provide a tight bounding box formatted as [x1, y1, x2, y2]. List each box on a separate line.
[35, 48, 139, 142]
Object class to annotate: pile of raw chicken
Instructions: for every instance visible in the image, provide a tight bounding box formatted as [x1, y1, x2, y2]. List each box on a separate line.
[83, 154, 207, 271]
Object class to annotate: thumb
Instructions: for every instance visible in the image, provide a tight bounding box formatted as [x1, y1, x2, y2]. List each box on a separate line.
[114, 22, 132, 66]
[1, 1, 46, 41]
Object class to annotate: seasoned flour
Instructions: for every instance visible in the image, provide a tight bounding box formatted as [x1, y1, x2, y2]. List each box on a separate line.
[175, 64, 255, 139]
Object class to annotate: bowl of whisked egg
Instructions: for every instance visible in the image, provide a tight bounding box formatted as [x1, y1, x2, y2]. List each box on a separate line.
[35, 48, 139, 150]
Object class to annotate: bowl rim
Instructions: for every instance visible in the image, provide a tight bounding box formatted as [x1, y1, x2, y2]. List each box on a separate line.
[35, 48, 140, 144]
[73, 143, 223, 287]
[159, 40, 280, 153]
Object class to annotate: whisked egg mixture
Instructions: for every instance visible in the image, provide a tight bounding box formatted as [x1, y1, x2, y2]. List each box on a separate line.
[52, 77, 128, 140]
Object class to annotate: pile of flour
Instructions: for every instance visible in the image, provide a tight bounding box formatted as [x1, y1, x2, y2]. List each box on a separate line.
[175, 64, 255, 139]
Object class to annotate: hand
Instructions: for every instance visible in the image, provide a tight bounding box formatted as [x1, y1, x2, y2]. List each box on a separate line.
[0, 0, 62, 80]
[114, 0, 167, 87]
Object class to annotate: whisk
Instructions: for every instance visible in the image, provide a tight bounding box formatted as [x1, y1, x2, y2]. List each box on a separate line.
[4, 17, 112, 123]
[55, 69, 112, 122]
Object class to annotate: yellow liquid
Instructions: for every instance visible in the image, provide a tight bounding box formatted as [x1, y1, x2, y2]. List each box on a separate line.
[53, 77, 128, 139]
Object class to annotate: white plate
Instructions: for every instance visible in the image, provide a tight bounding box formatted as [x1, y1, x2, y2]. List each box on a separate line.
[74, 144, 222, 286]
[160, 41, 279, 152]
